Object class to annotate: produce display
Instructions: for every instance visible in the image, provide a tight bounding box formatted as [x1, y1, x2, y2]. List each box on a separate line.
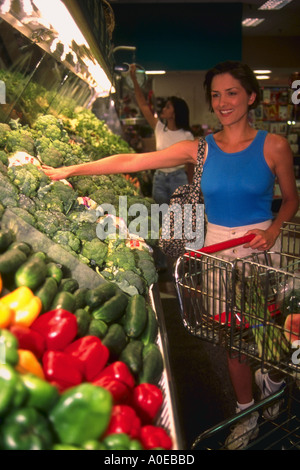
[0, 232, 172, 450]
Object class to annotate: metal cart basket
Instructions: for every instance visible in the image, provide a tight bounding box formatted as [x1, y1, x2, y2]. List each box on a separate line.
[174, 222, 300, 450]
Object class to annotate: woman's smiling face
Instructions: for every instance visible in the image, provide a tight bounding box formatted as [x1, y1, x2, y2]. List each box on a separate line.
[210, 73, 256, 126]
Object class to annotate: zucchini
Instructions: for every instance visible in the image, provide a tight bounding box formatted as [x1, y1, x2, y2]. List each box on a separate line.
[92, 292, 128, 323]
[119, 339, 144, 376]
[50, 291, 76, 313]
[123, 294, 147, 338]
[75, 308, 91, 337]
[46, 262, 63, 284]
[8, 241, 32, 256]
[35, 277, 58, 313]
[139, 304, 159, 345]
[15, 255, 47, 290]
[73, 288, 89, 310]
[88, 317, 108, 339]
[85, 282, 117, 309]
[0, 230, 14, 252]
[102, 323, 127, 359]
[0, 248, 27, 274]
[58, 278, 79, 294]
[138, 343, 164, 385]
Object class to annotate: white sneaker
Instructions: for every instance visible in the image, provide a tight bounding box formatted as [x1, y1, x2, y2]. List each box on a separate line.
[225, 411, 259, 450]
[255, 369, 285, 420]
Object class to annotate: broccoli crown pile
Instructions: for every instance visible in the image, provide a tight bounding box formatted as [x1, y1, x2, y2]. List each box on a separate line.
[0, 112, 158, 293]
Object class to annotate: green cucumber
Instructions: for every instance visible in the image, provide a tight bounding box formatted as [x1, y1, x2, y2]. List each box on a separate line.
[92, 292, 128, 323]
[139, 304, 159, 345]
[0, 248, 27, 274]
[58, 278, 79, 294]
[85, 282, 117, 309]
[46, 262, 63, 284]
[73, 288, 89, 310]
[75, 308, 91, 337]
[8, 241, 32, 256]
[35, 277, 58, 313]
[0, 230, 14, 252]
[138, 343, 164, 385]
[119, 339, 144, 376]
[88, 318, 108, 339]
[102, 323, 127, 359]
[50, 291, 76, 313]
[123, 294, 147, 338]
[15, 255, 47, 290]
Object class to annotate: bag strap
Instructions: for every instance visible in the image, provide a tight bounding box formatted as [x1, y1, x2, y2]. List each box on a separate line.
[192, 137, 206, 182]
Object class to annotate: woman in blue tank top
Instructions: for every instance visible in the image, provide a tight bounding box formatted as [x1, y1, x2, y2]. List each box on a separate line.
[43, 61, 299, 450]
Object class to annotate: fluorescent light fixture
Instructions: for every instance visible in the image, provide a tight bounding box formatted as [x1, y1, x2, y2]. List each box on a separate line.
[28, 0, 112, 96]
[259, 0, 293, 10]
[254, 70, 272, 74]
[256, 75, 270, 79]
[242, 18, 265, 27]
[146, 70, 166, 75]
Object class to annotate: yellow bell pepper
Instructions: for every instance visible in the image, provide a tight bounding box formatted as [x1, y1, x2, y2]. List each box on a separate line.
[16, 349, 45, 379]
[13, 296, 42, 327]
[1, 286, 34, 311]
[0, 301, 13, 328]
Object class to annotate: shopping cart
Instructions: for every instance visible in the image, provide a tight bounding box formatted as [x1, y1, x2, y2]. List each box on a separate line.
[174, 221, 300, 450]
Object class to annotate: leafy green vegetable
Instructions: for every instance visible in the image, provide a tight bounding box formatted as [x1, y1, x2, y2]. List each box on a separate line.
[81, 238, 108, 267]
[52, 230, 81, 253]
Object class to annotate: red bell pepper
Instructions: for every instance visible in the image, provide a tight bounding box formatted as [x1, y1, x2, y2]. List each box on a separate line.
[131, 383, 163, 423]
[139, 425, 173, 450]
[92, 375, 131, 404]
[31, 309, 77, 350]
[105, 405, 141, 439]
[9, 325, 46, 359]
[64, 336, 109, 381]
[42, 350, 82, 393]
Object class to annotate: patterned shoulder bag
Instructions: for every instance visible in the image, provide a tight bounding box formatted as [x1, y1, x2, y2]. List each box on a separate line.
[159, 137, 206, 258]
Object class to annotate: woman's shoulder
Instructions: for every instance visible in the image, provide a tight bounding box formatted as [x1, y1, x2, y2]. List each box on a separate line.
[264, 132, 290, 152]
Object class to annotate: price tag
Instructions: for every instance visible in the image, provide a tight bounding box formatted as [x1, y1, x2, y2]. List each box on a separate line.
[0, 80, 6, 104]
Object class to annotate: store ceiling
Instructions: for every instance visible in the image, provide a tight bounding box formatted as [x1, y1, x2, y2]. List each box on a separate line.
[108, 0, 300, 83]
[109, 0, 300, 37]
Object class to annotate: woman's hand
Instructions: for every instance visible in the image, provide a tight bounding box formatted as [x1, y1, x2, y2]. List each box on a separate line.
[243, 228, 279, 251]
[42, 165, 71, 181]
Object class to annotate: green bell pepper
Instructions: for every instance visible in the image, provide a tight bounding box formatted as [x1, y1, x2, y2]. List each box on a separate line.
[102, 432, 144, 450]
[0, 328, 19, 365]
[50, 383, 112, 446]
[0, 364, 19, 416]
[19, 373, 59, 413]
[0, 407, 54, 450]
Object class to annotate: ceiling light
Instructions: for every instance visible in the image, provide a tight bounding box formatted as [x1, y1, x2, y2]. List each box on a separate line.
[146, 71, 166, 75]
[256, 75, 270, 79]
[242, 18, 265, 27]
[254, 70, 272, 74]
[259, 0, 293, 10]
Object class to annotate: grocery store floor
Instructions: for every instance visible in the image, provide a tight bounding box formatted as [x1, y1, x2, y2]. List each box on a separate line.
[157, 256, 238, 450]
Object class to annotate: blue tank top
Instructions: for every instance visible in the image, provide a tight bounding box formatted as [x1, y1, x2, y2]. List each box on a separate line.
[201, 130, 275, 227]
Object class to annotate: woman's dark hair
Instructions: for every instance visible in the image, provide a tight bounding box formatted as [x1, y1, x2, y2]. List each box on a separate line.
[168, 96, 191, 131]
[203, 61, 261, 111]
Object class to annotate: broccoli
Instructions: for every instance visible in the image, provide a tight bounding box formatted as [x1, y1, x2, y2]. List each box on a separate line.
[136, 258, 158, 286]
[0, 150, 9, 165]
[5, 128, 35, 154]
[37, 180, 77, 214]
[105, 246, 137, 272]
[89, 188, 118, 207]
[18, 194, 36, 214]
[0, 123, 11, 148]
[68, 208, 99, 230]
[33, 114, 67, 141]
[7, 163, 49, 197]
[10, 207, 36, 226]
[0, 173, 19, 207]
[81, 238, 108, 267]
[34, 210, 63, 237]
[52, 230, 81, 253]
[69, 176, 98, 196]
[114, 269, 146, 295]
[75, 222, 98, 242]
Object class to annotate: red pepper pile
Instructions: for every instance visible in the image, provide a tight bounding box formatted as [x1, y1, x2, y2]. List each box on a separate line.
[7, 307, 172, 450]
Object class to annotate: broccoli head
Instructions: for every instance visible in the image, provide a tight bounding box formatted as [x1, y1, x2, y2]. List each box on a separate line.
[37, 180, 77, 214]
[10, 207, 36, 226]
[81, 238, 108, 267]
[52, 230, 81, 253]
[75, 222, 98, 241]
[7, 163, 49, 197]
[0, 123, 11, 148]
[34, 210, 64, 237]
[0, 150, 9, 166]
[33, 114, 67, 141]
[136, 258, 158, 286]
[105, 246, 136, 272]
[5, 128, 35, 154]
[114, 269, 146, 295]
[0, 173, 19, 207]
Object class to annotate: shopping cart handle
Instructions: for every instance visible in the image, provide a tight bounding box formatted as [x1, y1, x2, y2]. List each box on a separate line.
[185, 234, 256, 258]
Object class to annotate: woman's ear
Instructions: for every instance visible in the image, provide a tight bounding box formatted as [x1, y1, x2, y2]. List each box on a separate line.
[248, 92, 256, 106]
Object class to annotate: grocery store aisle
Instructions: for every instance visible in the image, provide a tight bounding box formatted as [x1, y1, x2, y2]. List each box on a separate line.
[157, 258, 237, 450]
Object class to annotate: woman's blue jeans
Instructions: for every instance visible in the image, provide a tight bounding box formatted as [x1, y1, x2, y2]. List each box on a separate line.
[152, 168, 188, 205]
